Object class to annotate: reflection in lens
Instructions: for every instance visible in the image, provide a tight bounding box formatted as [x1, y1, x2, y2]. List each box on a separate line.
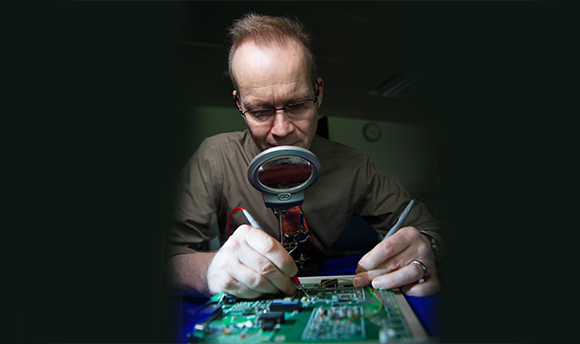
[257, 156, 313, 190]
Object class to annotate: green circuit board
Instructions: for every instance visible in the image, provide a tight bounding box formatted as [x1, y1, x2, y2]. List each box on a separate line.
[187, 278, 422, 343]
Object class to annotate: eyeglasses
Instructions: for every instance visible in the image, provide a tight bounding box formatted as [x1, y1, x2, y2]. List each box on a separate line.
[237, 82, 320, 124]
[239, 98, 318, 124]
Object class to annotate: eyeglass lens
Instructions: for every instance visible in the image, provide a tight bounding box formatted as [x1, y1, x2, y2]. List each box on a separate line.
[247, 100, 315, 123]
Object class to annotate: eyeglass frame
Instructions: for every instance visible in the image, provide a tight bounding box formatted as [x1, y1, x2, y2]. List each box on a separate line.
[235, 81, 321, 123]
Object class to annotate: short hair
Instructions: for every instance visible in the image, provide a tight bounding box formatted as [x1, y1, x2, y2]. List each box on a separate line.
[228, 13, 318, 93]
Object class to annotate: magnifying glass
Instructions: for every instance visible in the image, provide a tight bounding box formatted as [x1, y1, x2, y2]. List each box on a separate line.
[247, 145, 321, 262]
[247, 146, 321, 210]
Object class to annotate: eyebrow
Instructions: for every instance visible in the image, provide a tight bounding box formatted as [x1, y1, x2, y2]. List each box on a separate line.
[243, 93, 313, 110]
[242, 99, 271, 110]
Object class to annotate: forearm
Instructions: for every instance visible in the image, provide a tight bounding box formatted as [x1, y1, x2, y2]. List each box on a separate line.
[164, 252, 216, 297]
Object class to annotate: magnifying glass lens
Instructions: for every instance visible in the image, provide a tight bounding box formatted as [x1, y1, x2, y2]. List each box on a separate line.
[257, 156, 312, 190]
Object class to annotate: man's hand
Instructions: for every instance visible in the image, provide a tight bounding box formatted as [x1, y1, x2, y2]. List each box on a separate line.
[353, 226, 440, 297]
[206, 225, 298, 299]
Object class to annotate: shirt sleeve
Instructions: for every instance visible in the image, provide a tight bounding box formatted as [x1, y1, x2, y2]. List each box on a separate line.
[164, 139, 221, 259]
[355, 154, 446, 265]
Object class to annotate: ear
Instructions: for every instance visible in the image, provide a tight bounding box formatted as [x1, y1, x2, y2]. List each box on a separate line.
[233, 90, 241, 109]
[315, 77, 324, 109]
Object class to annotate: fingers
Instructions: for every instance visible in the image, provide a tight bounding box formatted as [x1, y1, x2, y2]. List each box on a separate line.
[243, 226, 298, 278]
[401, 274, 441, 297]
[212, 260, 294, 299]
[356, 226, 420, 273]
[355, 259, 426, 290]
[208, 263, 272, 299]
[354, 261, 440, 297]
[207, 225, 297, 298]
[353, 226, 440, 297]
[236, 235, 297, 295]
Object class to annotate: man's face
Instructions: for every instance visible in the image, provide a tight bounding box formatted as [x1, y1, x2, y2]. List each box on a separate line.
[231, 39, 323, 151]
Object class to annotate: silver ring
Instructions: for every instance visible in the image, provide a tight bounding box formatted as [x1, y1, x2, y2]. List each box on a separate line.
[410, 260, 427, 276]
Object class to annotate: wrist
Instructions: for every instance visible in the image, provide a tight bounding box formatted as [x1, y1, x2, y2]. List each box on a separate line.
[419, 230, 446, 268]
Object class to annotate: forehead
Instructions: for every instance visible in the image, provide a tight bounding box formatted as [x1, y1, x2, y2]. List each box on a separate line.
[231, 40, 312, 102]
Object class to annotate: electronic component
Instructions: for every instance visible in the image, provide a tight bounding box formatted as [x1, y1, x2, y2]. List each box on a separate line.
[269, 299, 301, 312]
[223, 294, 237, 304]
[301, 305, 365, 341]
[258, 312, 285, 331]
[187, 278, 423, 343]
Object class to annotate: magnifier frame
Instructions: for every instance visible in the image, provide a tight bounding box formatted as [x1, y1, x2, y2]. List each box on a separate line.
[247, 146, 321, 209]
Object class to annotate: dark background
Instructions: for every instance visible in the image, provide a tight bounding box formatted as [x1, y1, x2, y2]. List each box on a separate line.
[9, 1, 573, 343]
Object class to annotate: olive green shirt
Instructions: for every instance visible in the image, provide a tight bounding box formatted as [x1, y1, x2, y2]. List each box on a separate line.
[165, 130, 443, 261]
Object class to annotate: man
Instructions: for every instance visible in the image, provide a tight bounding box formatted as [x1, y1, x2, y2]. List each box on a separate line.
[165, 13, 445, 299]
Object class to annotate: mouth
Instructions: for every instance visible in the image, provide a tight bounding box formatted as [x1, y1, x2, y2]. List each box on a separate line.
[267, 142, 300, 148]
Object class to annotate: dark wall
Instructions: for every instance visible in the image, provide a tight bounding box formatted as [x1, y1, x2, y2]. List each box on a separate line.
[12, 2, 572, 343]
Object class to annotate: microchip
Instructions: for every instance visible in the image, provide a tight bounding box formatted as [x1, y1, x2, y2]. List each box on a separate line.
[258, 312, 285, 323]
[258, 312, 285, 331]
[338, 294, 352, 302]
[269, 299, 301, 312]
[262, 321, 276, 331]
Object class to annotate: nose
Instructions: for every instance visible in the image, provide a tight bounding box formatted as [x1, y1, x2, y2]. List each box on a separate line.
[270, 111, 295, 138]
